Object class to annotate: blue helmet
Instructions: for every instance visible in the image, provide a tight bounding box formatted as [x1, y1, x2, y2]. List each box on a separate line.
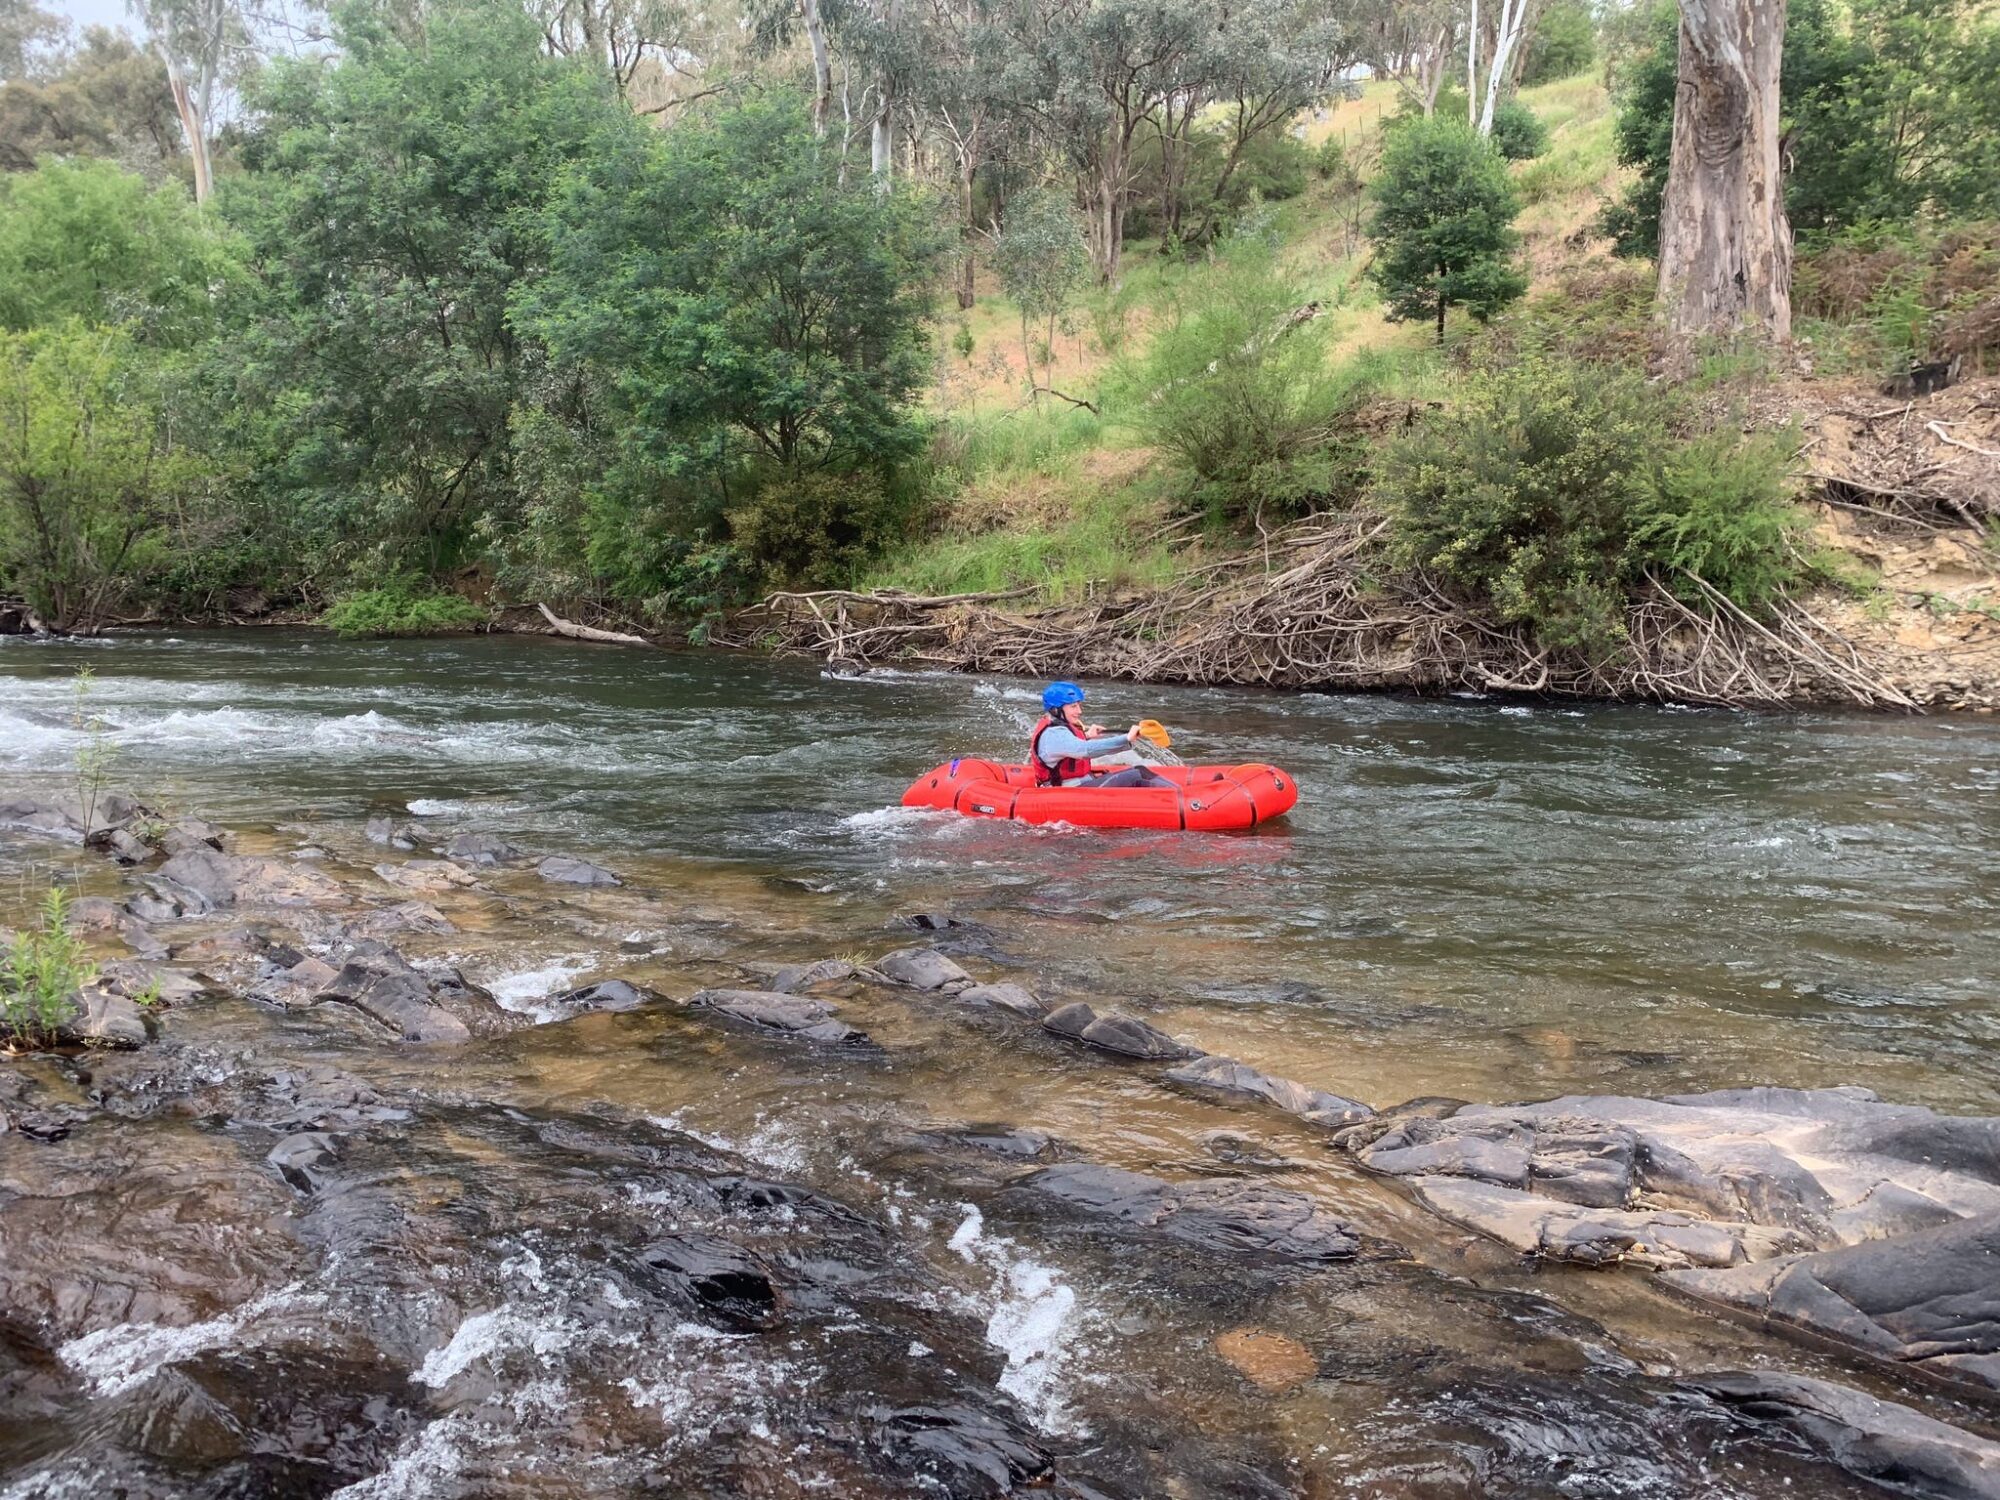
[1042, 680, 1086, 712]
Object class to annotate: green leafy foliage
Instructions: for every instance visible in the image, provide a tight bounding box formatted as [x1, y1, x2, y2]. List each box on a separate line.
[0, 321, 192, 633]
[1368, 116, 1527, 339]
[1488, 100, 1550, 162]
[1519, 0, 1597, 86]
[1111, 238, 1358, 525]
[320, 586, 487, 638]
[3, 886, 91, 1047]
[729, 470, 930, 588]
[1380, 358, 1809, 653]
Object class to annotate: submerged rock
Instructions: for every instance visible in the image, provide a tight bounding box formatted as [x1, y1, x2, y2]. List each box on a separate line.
[370, 859, 478, 895]
[637, 1233, 781, 1330]
[1693, 1370, 2000, 1498]
[343, 901, 455, 940]
[158, 847, 343, 911]
[266, 1132, 339, 1193]
[1166, 1055, 1372, 1126]
[1670, 1212, 2000, 1393]
[441, 832, 523, 866]
[536, 854, 621, 886]
[1014, 1163, 1379, 1263]
[866, 1402, 1052, 1495]
[956, 982, 1046, 1019]
[1042, 1002, 1201, 1061]
[558, 979, 658, 1013]
[1214, 1327, 1318, 1392]
[875, 947, 973, 992]
[690, 988, 875, 1047]
[767, 959, 856, 994]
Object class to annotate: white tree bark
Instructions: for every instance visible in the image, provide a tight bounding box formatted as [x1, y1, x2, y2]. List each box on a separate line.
[1657, 0, 1792, 342]
[802, 0, 831, 137]
[1476, 0, 1528, 134]
[1466, 0, 1477, 122]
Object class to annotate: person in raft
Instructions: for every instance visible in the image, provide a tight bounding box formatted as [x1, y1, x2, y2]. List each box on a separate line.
[1030, 682, 1172, 789]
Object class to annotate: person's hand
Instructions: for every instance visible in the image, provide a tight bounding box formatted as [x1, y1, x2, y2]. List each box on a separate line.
[1125, 724, 1142, 746]
[1084, 722, 1108, 737]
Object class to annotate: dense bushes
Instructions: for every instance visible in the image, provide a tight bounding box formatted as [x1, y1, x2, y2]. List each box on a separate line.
[1380, 358, 1811, 653]
[1794, 221, 2000, 374]
[1488, 101, 1550, 162]
[321, 587, 487, 638]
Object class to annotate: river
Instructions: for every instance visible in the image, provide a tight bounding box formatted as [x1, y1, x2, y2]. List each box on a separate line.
[2, 630, 1997, 1497]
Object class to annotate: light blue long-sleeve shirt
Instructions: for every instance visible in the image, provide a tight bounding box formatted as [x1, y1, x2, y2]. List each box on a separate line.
[1033, 724, 1131, 768]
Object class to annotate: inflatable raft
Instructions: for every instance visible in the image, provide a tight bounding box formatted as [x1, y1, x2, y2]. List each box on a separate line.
[901, 758, 1298, 831]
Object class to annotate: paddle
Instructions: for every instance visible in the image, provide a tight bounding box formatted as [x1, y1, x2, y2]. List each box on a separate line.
[1131, 719, 1184, 766]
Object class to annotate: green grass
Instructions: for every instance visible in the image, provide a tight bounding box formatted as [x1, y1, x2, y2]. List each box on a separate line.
[321, 586, 488, 638]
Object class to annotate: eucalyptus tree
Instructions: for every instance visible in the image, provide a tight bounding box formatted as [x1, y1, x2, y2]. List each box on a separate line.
[125, 0, 248, 200]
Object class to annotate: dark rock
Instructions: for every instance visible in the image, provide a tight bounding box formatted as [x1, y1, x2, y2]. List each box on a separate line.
[250, 956, 342, 1010]
[125, 889, 185, 924]
[93, 826, 153, 865]
[59, 989, 148, 1049]
[158, 846, 343, 911]
[1669, 1212, 2000, 1393]
[442, 832, 522, 866]
[638, 1233, 781, 1329]
[768, 959, 857, 994]
[1042, 1002, 1201, 1061]
[160, 818, 225, 855]
[266, 1132, 338, 1193]
[950, 1125, 1058, 1159]
[895, 912, 967, 932]
[0, 793, 85, 840]
[1166, 1056, 1372, 1126]
[95, 962, 206, 1007]
[958, 982, 1046, 1019]
[343, 902, 455, 941]
[875, 947, 973, 991]
[867, 1402, 1052, 1495]
[690, 988, 874, 1047]
[1017, 1163, 1379, 1263]
[558, 979, 658, 1013]
[315, 956, 470, 1044]
[537, 854, 621, 886]
[1692, 1370, 2000, 1497]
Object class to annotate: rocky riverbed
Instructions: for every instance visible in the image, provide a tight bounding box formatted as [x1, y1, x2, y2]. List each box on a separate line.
[2, 788, 1997, 1498]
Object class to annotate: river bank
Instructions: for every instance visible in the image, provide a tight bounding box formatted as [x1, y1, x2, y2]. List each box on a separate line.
[4, 778, 2000, 1497]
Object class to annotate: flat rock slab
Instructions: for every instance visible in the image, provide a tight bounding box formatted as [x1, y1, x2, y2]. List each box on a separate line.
[537, 854, 621, 886]
[1166, 1055, 1372, 1127]
[1669, 1211, 2000, 1393]
[315, 956, 470, 1044]
[442, 832, 523, 866]
[344, 901, 456, 940]
[1214, 1326, 1318, 1391]
[1015, 1163, 1379, 1263]
[875, 948, 973, 992]
[1347, 1086, 2000, 1269]
[59, 989, 148, 1049]
[957, 982, 1046, 1019]
[371, 860, 478, 895]
[768, 959, 856, 995]
[1692, 1370, 2000, 1499]
[1042, 1002, 1201, 1061]
[159, 847, 344, 911]
[690, 989, 875, 1048]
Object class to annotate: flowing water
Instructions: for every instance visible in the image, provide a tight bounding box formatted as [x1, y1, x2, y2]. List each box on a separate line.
[2, 630, 1997, 1497]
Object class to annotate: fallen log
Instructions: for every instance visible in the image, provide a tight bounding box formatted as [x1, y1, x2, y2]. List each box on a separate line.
[535, 603, 649, 647]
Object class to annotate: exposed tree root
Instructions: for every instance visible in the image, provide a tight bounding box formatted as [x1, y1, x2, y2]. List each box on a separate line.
[721, 513, 1920, 710]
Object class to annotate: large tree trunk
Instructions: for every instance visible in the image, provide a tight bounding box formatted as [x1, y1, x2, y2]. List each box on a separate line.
[802, 0, 832, 138]
[1656, 0, 1792, 343]
[162, 52, 212, 202]
[957, 148, 978, 309]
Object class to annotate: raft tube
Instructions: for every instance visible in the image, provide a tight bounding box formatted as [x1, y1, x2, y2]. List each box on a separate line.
[901, 759, 1298, 831]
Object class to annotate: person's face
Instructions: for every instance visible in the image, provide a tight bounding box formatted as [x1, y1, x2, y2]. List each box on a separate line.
[1062, 701, 1084, 730]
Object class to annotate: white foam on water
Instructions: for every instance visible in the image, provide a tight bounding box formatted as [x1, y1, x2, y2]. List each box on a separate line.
[481, 956, 594, 1023]
[406, 798, 458, 816]
[415, 1306, 542, 1388]
[56, 1281, 314, 1397]
[648, 1110, 812, 1176]
[328, 1411, 473, 1499]
[619, 1321, 803, 1454]
[943, 1204, 1094, 1435]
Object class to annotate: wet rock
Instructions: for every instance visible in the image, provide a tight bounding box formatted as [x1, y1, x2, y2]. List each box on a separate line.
[1346, 1087, 2000, 1270]
[768, 958, 857, 994]
[875, 947, 973, 991]
[159, 817, 225, 855]
[442, 832, 523, 866]
[0, 792, 86, 839]
[266, 1131, 338, 1192]
[364, 815, 417, 850]
[958, 982, 1047, 1019]
[1166, 1055, 1372, 1127]
[1692, 1370, 2000, 1498]
[59, 988, 148, 1049]
[638, 1233, 781, 1329]
[371, 859, 477, 895]
[1042, 1002, 1202, 1061]
[537, 854, 621, 886]
[95, 962, 207, 1007]
[690, 988, 875, 1047]
[894, 911, 968, 932]
[950, 1125, 1058, 1159]
[1215, 1327, 1318, 1391]
[158, 846, 343, 911]
[125, 890, 185, 925]
[558, 979, 658, 1013]
[69, 897, 169, 960]
[93, 826, 154, 865]
[866, 1402, 1052, 1495]
[250, 955, 343, 1010]
[1016, 1163, 1376, 1263]
[1669, 1212, 2000, 1392]
[342, 901, 455, 941]
[316, 955, 471, 1044]
[1199, 1131, 1299, 1170]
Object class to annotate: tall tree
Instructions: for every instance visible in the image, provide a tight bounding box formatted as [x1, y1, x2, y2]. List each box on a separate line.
[1655, 0, 1791, 342]
[1369, 114, 1525, 339]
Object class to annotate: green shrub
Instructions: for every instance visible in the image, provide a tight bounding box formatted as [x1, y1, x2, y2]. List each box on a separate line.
[321, 586, 487, 638]
[1489, 101, 1551, 161]
[1380, 358, 1809, 653]
[727, 470, 921, 587]
[1112, 239, 1358, 526]
[1520, 0, 1597, 85]
[3, 887, 92, 1047]
[1369, 116, 1527, 339]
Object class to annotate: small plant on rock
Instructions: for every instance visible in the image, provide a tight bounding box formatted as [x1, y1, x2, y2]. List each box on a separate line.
[3, 886, 93, 1048]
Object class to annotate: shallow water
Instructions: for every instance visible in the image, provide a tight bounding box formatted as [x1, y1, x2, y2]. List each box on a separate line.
[2, 630, 1997, 1496]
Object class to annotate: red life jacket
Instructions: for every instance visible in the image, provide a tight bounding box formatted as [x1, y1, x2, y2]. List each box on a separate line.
[1029, 714, 1093, 786]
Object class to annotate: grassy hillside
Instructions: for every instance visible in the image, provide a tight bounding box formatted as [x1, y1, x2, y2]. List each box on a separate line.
[865, 71, 1628, 602]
